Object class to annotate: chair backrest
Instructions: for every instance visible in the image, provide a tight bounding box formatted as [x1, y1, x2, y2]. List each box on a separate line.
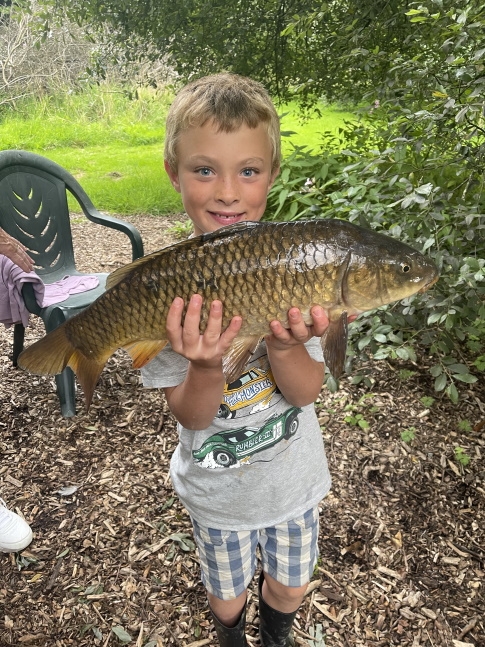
[0, 150, 96, 281]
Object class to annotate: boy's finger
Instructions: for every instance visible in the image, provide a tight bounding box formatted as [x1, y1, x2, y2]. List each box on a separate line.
[203, 300, 224, 339]
[221, 315, 243, 343]
[287, 308, 311, 341]
[182, 294, 204, 336]
[166, 297, 185, 332]
[269, 319, 292, 340]
[310, 306, 330, 335]
[182, 294, 202, 344]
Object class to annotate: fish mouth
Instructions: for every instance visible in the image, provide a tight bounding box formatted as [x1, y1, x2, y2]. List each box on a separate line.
[418, 273, 439, 293]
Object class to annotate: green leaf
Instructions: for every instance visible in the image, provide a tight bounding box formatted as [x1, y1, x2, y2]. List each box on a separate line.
[453, 373, 477, 383]
[429, 365, 442, 377]
[447, 382, 459, 403]
[447, 363, 468, 374]
[168, 533, 196, 551]
[278, 188, 289, 207]
[396, 347, 409, 360]
[374, 333, 387, 343]
[289, 201, 299, 219]
[434, 374, 447, 391]
[358, 336, 371, 350]
[415, 182, 433, 195]
[112, 626, 132, 643]
[405, 8, 427, 15]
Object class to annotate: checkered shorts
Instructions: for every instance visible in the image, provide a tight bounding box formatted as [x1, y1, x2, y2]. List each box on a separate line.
[191, 507, 319, 600]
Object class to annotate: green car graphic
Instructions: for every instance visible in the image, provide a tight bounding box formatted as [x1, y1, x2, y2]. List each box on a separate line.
[193, 406, 302, 468]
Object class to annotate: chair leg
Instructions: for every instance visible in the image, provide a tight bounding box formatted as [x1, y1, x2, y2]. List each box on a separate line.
[12, 324, 25, 366]
[44, 306, 77, 417]
[55, 368, 77, 418]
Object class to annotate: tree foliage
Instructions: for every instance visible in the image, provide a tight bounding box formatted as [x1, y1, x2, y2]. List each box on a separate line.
[30, 0, 421, 103]
[265, 1, 485, 398]
[20, 0, 485, 396]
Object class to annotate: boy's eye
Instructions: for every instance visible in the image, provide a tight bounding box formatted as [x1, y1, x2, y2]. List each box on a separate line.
[196, 167, 213, 177]
[241, 168, 258, 177]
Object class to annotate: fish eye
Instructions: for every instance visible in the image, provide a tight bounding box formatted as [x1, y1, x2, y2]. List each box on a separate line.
[401, 263, 411, 273]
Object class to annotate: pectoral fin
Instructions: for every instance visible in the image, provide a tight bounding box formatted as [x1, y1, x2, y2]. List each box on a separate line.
[124, 340, 168, 368]
[321, 311, 349, 378]
[222, 335, 261, 385]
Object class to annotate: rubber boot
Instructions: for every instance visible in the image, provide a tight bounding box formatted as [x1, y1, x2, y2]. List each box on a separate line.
[258, 572, 297, 647]
[210, 604, 247, 647]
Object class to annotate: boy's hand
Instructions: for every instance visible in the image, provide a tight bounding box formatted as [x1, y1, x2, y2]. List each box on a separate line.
[266, 306, 330, 351]
[166, 295, 242, 368]
[266, 306, 359, 351]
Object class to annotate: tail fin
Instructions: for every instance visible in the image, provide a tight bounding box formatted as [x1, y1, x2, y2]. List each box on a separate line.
[18, 326, 105, 410]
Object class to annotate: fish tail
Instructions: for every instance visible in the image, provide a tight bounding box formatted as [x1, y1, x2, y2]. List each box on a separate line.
[18, 326, 105, 410]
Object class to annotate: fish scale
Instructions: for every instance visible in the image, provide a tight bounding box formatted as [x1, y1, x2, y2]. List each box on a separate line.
[18, 219, 439, 409]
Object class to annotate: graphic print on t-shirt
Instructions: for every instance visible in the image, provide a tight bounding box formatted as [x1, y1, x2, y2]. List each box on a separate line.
[192, 405, 302, 469]
[192, 352, 302, 469]
[216, 354, 282, 420]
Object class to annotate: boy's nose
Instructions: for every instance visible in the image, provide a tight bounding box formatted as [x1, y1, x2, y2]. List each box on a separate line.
[215, 177, 239, 204]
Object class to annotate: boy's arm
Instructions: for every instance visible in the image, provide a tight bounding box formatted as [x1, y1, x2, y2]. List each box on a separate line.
[265, 306, 328, 406]
[163, 295, 241, 430]
[164, 363, 226, 430]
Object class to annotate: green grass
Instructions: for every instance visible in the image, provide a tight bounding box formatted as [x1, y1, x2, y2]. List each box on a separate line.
[279, 101, 356, 156]
[45, 144, 177, 216]
[0, 86, 355, 216]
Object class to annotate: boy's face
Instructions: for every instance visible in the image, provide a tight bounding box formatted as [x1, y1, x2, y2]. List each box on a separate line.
[165, 120, 279, 237]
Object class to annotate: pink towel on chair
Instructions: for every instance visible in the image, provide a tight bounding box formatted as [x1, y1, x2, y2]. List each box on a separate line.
[0, 254, 99, 328]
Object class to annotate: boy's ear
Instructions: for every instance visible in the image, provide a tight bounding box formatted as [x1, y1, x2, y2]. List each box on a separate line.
[164, 160, 181, 193]
[269, 166, 280, 190]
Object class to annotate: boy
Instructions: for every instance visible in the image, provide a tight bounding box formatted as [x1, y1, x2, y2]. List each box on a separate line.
[142, 73, 332, 646]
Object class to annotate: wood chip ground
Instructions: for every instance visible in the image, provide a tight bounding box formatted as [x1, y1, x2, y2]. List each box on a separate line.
[1, 215, 483, 646]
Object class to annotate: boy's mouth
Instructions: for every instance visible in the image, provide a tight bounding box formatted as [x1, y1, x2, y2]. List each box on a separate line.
[210, 211, 245, 223]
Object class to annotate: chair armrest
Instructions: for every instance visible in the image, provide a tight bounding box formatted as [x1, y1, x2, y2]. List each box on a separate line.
[21, 282, 42, 315]
[61, 167, 144, 260]
[82, 208, 145, 260]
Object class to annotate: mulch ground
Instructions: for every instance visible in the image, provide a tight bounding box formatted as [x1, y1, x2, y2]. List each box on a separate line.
[1, 215, 484, 647]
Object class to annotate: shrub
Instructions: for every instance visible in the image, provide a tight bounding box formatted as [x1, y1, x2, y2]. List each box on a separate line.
[266, 118, 484, 400]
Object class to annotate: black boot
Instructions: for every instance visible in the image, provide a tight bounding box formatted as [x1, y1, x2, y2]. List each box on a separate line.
[258, 572, 297, 647]
[210, 604, 247, 647]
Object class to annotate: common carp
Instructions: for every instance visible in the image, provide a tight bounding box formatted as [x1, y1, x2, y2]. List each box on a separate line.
[18, 219, 438, 408]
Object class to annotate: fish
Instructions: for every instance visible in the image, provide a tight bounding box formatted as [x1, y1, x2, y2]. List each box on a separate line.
[18, 219, 439, 408]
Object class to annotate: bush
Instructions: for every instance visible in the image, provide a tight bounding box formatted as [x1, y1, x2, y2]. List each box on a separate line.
[266, 118, 484, 400]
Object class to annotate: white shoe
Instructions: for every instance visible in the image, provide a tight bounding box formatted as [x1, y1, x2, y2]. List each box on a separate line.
[0, 498, 33, 553]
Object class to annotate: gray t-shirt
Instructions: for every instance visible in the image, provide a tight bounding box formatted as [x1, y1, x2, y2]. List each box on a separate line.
[141, 338, 331, 530]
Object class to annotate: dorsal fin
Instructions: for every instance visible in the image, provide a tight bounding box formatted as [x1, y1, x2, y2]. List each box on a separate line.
[199, 221, 263, 242]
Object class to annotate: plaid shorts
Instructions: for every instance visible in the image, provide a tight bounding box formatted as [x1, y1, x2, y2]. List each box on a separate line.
[191, 506, 319, 600]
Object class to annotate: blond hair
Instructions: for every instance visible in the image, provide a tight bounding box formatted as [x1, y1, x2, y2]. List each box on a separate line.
[164, 73, 281, 173]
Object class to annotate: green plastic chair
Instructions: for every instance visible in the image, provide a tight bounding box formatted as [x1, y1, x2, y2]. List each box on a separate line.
[0, 149, 144, 417]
